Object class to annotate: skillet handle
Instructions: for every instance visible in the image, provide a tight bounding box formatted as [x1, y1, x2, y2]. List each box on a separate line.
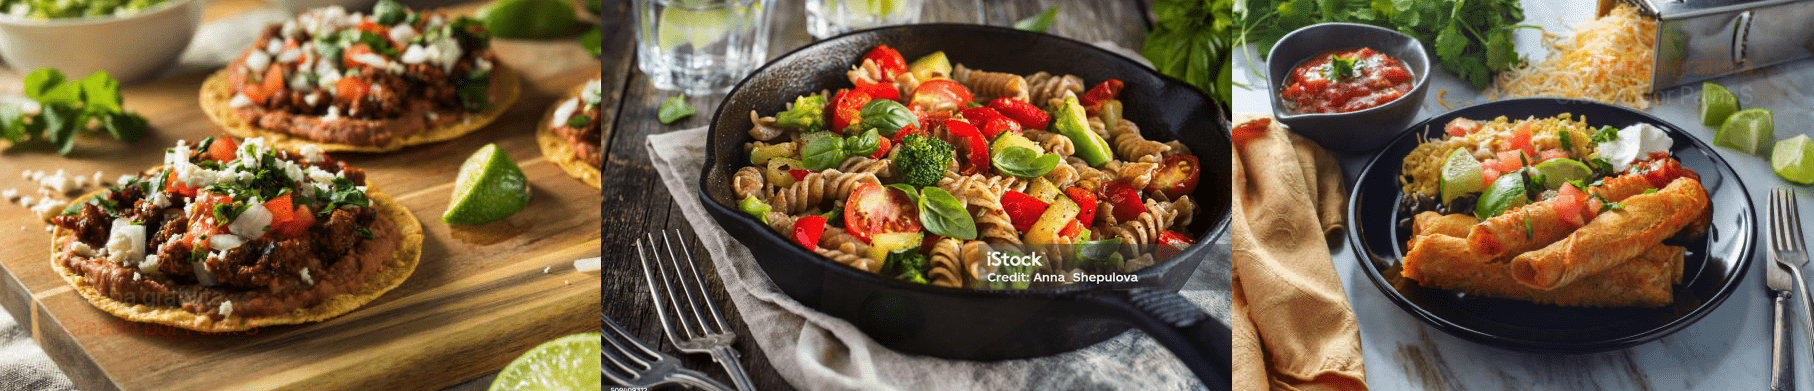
[1082, 288, 1232, 390]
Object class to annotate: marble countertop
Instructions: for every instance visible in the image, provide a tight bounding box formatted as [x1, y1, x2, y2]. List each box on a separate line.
[1232, 1, 1814, 389]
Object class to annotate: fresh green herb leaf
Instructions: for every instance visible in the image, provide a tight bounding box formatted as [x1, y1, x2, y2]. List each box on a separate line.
[79, 71, 121, 112]
[842, 128, 881, 158]
[1591, 125, 1620, 143]
[1014, 6, 1059, 32]
[917, 187, 977, 240]
[1557, 128, 1574, 150]
[802, 132, 848, 171]
[857, 99, 915, 136]
[579, 28, 602, 57]
[22, 68, 65, 101]
[1326, 55, 1360, 80]
[1148, 0, 1228, 106]
[567, 114, 591, 128]
[991, 146, 1062, 178]
[887, 183, 922, 205]
[457, 69, 492, 112]
[657, 94, 695, 124]
[373, 0, 407, 25]
[357, 227, 375, 239]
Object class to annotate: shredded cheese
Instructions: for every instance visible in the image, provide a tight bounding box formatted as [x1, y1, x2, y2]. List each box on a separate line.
[1487, 4, 1656, 109]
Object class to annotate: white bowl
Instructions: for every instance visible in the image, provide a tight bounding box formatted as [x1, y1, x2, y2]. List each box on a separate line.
[0, 0, 203, 84]
[272, 0, 377, 15]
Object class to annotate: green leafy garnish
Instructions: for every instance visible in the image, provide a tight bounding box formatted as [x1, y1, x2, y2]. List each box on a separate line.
[1326, 55, 1361, 80]
[567, 114, 591, 128]
[1146, 0, 1228, 106]
[1, 69, 147, 154]
[1591, 125, 1620, 143]
[1013, 7, 1058, 32]
[991, 146, 1062, 178]
[916, 187, 977, 240]
[657, 94, 695, 124]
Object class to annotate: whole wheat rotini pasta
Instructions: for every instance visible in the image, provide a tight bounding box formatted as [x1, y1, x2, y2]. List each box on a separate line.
[1025, 71, 1084, 111]
[952, 64, 1030, 102]
[1107, 119, 1170, 161]
[769, 169, 879, 214]
[928, 238, 965, 287]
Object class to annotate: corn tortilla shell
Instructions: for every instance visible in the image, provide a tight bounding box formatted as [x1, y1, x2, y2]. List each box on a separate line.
[537, 81, 601, 189]
[199, 64, 521, 153]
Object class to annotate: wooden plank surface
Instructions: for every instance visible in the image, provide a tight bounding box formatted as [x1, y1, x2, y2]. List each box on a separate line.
[0, 1, 604, 390]
[598, 1, 1153, 389]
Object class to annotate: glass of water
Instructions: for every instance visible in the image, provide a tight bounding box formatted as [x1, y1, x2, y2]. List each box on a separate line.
[633, 0, 775, 95]
[806, 0, 924, 39]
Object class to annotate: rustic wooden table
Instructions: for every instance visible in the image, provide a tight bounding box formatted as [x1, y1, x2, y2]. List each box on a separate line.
[598, 0, 1157, 389]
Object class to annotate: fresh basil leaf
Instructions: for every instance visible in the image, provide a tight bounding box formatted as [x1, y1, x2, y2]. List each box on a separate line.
[80, 71, 122, 112]
[857, 99, 914, 136]
[657, 94, 695, 124]
[843, 128, 881, 158]
[23, 68, 64, 101]
[802, 132, 847, 171]
[1013, 6, 1058, 32]
[918, 187, 977, 240]
[991, 146, 1060, 178]
[887, 183, 922, 205]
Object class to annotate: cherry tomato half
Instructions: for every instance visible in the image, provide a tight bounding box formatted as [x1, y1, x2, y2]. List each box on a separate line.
[844, 182, 922, 242]
[1147, 154, 1200, 199]
[829, 89, 874, 134]
[960, 107, 1020, 140]
[861, 45, 907, 82]
[910, 79, 973, 113]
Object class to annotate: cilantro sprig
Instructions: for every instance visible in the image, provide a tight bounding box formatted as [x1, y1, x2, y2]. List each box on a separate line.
[0, 69, 148, 154]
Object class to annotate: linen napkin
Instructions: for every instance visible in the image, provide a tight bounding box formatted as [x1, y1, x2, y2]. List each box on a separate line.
[646, 126, 1232, 391]
[1229, 113, 1367, 390]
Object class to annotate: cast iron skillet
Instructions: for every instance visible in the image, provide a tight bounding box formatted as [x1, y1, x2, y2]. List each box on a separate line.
[1347, 98, 1755, 353]
[696, 24, 1232, 386]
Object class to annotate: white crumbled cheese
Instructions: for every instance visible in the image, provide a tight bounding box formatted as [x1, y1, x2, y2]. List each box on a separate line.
[67, 241, 96, 257]
[228, 202, 273, 239]
[229, 93, 254, 109]
[235, 137, 269, 169]
[323, 106, 343, 122]
[133, 272, 140, 281]
[425, 34, 463, 72]
[574, 257, 601, 272]
[427, 15, 444, 28]
[425, 111, 439, 121]
[352, 52, 389, 68]
[306, 166, 336, 183]
[551, 98, 579, 128]
[146, 189, 170, 208]
[39, 169, 71, 194]
[389, 24, 417, 45]
[139, 254, 161, 275]
[72, 174, 86, 187]
[19, 196, 32, 206]
[20, 170, 29, 180]
[278, 48, 303, 63]
[28, 170, 43, 182]
[245, 50, 272, 73]
[314, 58, 338, 75]
[219, 301, 234, 317]
[304, 93, 321, 106]
[30, 197, 59, 219]
[1, 188, 15, 201]
[281, 160, 305, 183]
[117, 174, 135, 186]
[582, 81, 602, 105]
[281, 19, 300, 36]
[301, 268, 314, 285]
[300, 144, 325, 163]
[1597, 123, 1673, 171]
[104, 219, 146, 267]
[92, 171, 103, 186]
[542, 266, 551, 274]
[209, 233, 245, 251]
[267, 38, 284, 54]
[43, 225, 52, 232]
[289, 73, 313, 91]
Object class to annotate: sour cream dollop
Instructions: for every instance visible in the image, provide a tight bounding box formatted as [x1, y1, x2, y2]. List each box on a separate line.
[1596, 123, 1672, 171]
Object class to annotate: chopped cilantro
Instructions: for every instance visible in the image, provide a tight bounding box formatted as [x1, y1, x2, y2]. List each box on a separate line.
[357, 227, 374, 239]
[1591, 125, 1620, 143]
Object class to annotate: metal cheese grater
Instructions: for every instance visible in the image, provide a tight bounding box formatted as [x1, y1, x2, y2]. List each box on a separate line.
[1599, 0, 1814, 90]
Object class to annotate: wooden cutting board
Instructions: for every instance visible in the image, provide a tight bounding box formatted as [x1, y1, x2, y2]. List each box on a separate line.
[0, 2, 603, 390]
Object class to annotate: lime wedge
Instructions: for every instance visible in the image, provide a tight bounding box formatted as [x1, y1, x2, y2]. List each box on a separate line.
[853, 0, 901, 17]
[1439, 148, 1484, 203]
[476, 0, 580, 39]
[656, 6, 734, 51]
[1775, 135, 1814, 185]
[1700, 81, 1739, 127]
[1476, 172, 1529, 219]
[1533, 158, 1592, 189]
[489, 332, 601, 391]
[444, 143, 531, 225]
[1715, 108, 1774, 155]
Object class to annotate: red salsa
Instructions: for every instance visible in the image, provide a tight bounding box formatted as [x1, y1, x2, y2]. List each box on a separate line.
[1279, 48, 1414, 114]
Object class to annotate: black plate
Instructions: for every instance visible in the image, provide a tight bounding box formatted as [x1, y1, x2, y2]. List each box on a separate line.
[1346, 98, 1755, 353]
[696, 23, 1231, 373]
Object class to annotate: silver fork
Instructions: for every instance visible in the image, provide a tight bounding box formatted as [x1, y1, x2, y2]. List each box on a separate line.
[603, 314, 734, 390]
[637, 230, 756, 391]
[1771, 190, 1814, 354]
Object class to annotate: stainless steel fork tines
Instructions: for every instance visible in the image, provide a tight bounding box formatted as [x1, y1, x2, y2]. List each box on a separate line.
[602, 314, 732, 390]
[1770, 189, 1814, 355]
[637, 230, 756, 391]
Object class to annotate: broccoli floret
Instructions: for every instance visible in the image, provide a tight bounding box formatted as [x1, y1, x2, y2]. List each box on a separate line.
[895, 134, 954, 188]
[775, 95, 827, 132]
[882, 248, 930, 284]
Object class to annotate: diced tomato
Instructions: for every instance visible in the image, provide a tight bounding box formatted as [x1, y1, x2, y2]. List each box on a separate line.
[789, 169, 813, 181]
[342, 43, 378, 69]
[844, 183, 922, 242]
[1629, 154, 1700, 188]
[829, 89, 873, 134]
[1000, 191, 1049, 232]
[1554, 182, 1588, 226]
[1482, 168, 1503, 184]
[853, 78, 899, 101]
[987, 98, 1050, 130]
[890, 123, 920, 146]
[165, 169, 197, 198]
[1056, 219, 1086, 243]
[262, 193, 296, 238]
[1147, 155, 1200, 199]
[1232, 118, 1271, 146]
[207, 136, 239, 162]
[1105, 181, 1147, 222]
[357, 20, 390, 41]
[1506, 122, 1536, 156]
[1064, 187, 1098, 228]
[1445, 118, 1481, 137]
[961, 107, 1020, 139]
[336, 76, 371, 103]
[1079, 79, 1124, 115]
[1537, 149, 1569, 164]
[1494, 150, 1528, 170]
[870, 137, 892, 159]
[1156, 230, 1195, 258]
[910, 79, 973, 113]
[243, 66, 285, 105]
[791, 215, 828, 249]
[860, 45, 907, 82]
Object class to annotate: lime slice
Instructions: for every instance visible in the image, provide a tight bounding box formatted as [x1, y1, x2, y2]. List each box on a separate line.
[476, 0, 579, 39]
[656, 5, 735, 51]
[444, 143, 531, 225]
[1700, 81, 1739, 127]
[852, 0, 901, 17]
[489, 332, 601, 391]
[1533, 158, 1592, 189]
[1715, 108, 1774, 155]
[1775, 135, 1814, 185]
[1439, 148, 1484, 203]
[1475, 172, 1529, 219]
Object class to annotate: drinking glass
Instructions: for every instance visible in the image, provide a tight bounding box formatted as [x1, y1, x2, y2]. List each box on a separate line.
[633, 0, 775, 95]
[805, 0, 923, 39]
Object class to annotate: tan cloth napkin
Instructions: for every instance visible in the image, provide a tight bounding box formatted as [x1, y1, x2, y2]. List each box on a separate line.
[1230, 113, 1367, 391]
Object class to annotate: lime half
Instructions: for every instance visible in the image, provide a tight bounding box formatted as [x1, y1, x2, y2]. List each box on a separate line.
[1533, 158, 1592, 189]
[656, 5, 735, 51]
[444, 143, 531, 225]
[1439, 148, 1484, 203]
[1700, 81, 1739, 127]
[489, 332, 602, 391]
[1715, 108, 1774, 155]
[1775, 135, 1814, 185]
[476, 0, 579, 39]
